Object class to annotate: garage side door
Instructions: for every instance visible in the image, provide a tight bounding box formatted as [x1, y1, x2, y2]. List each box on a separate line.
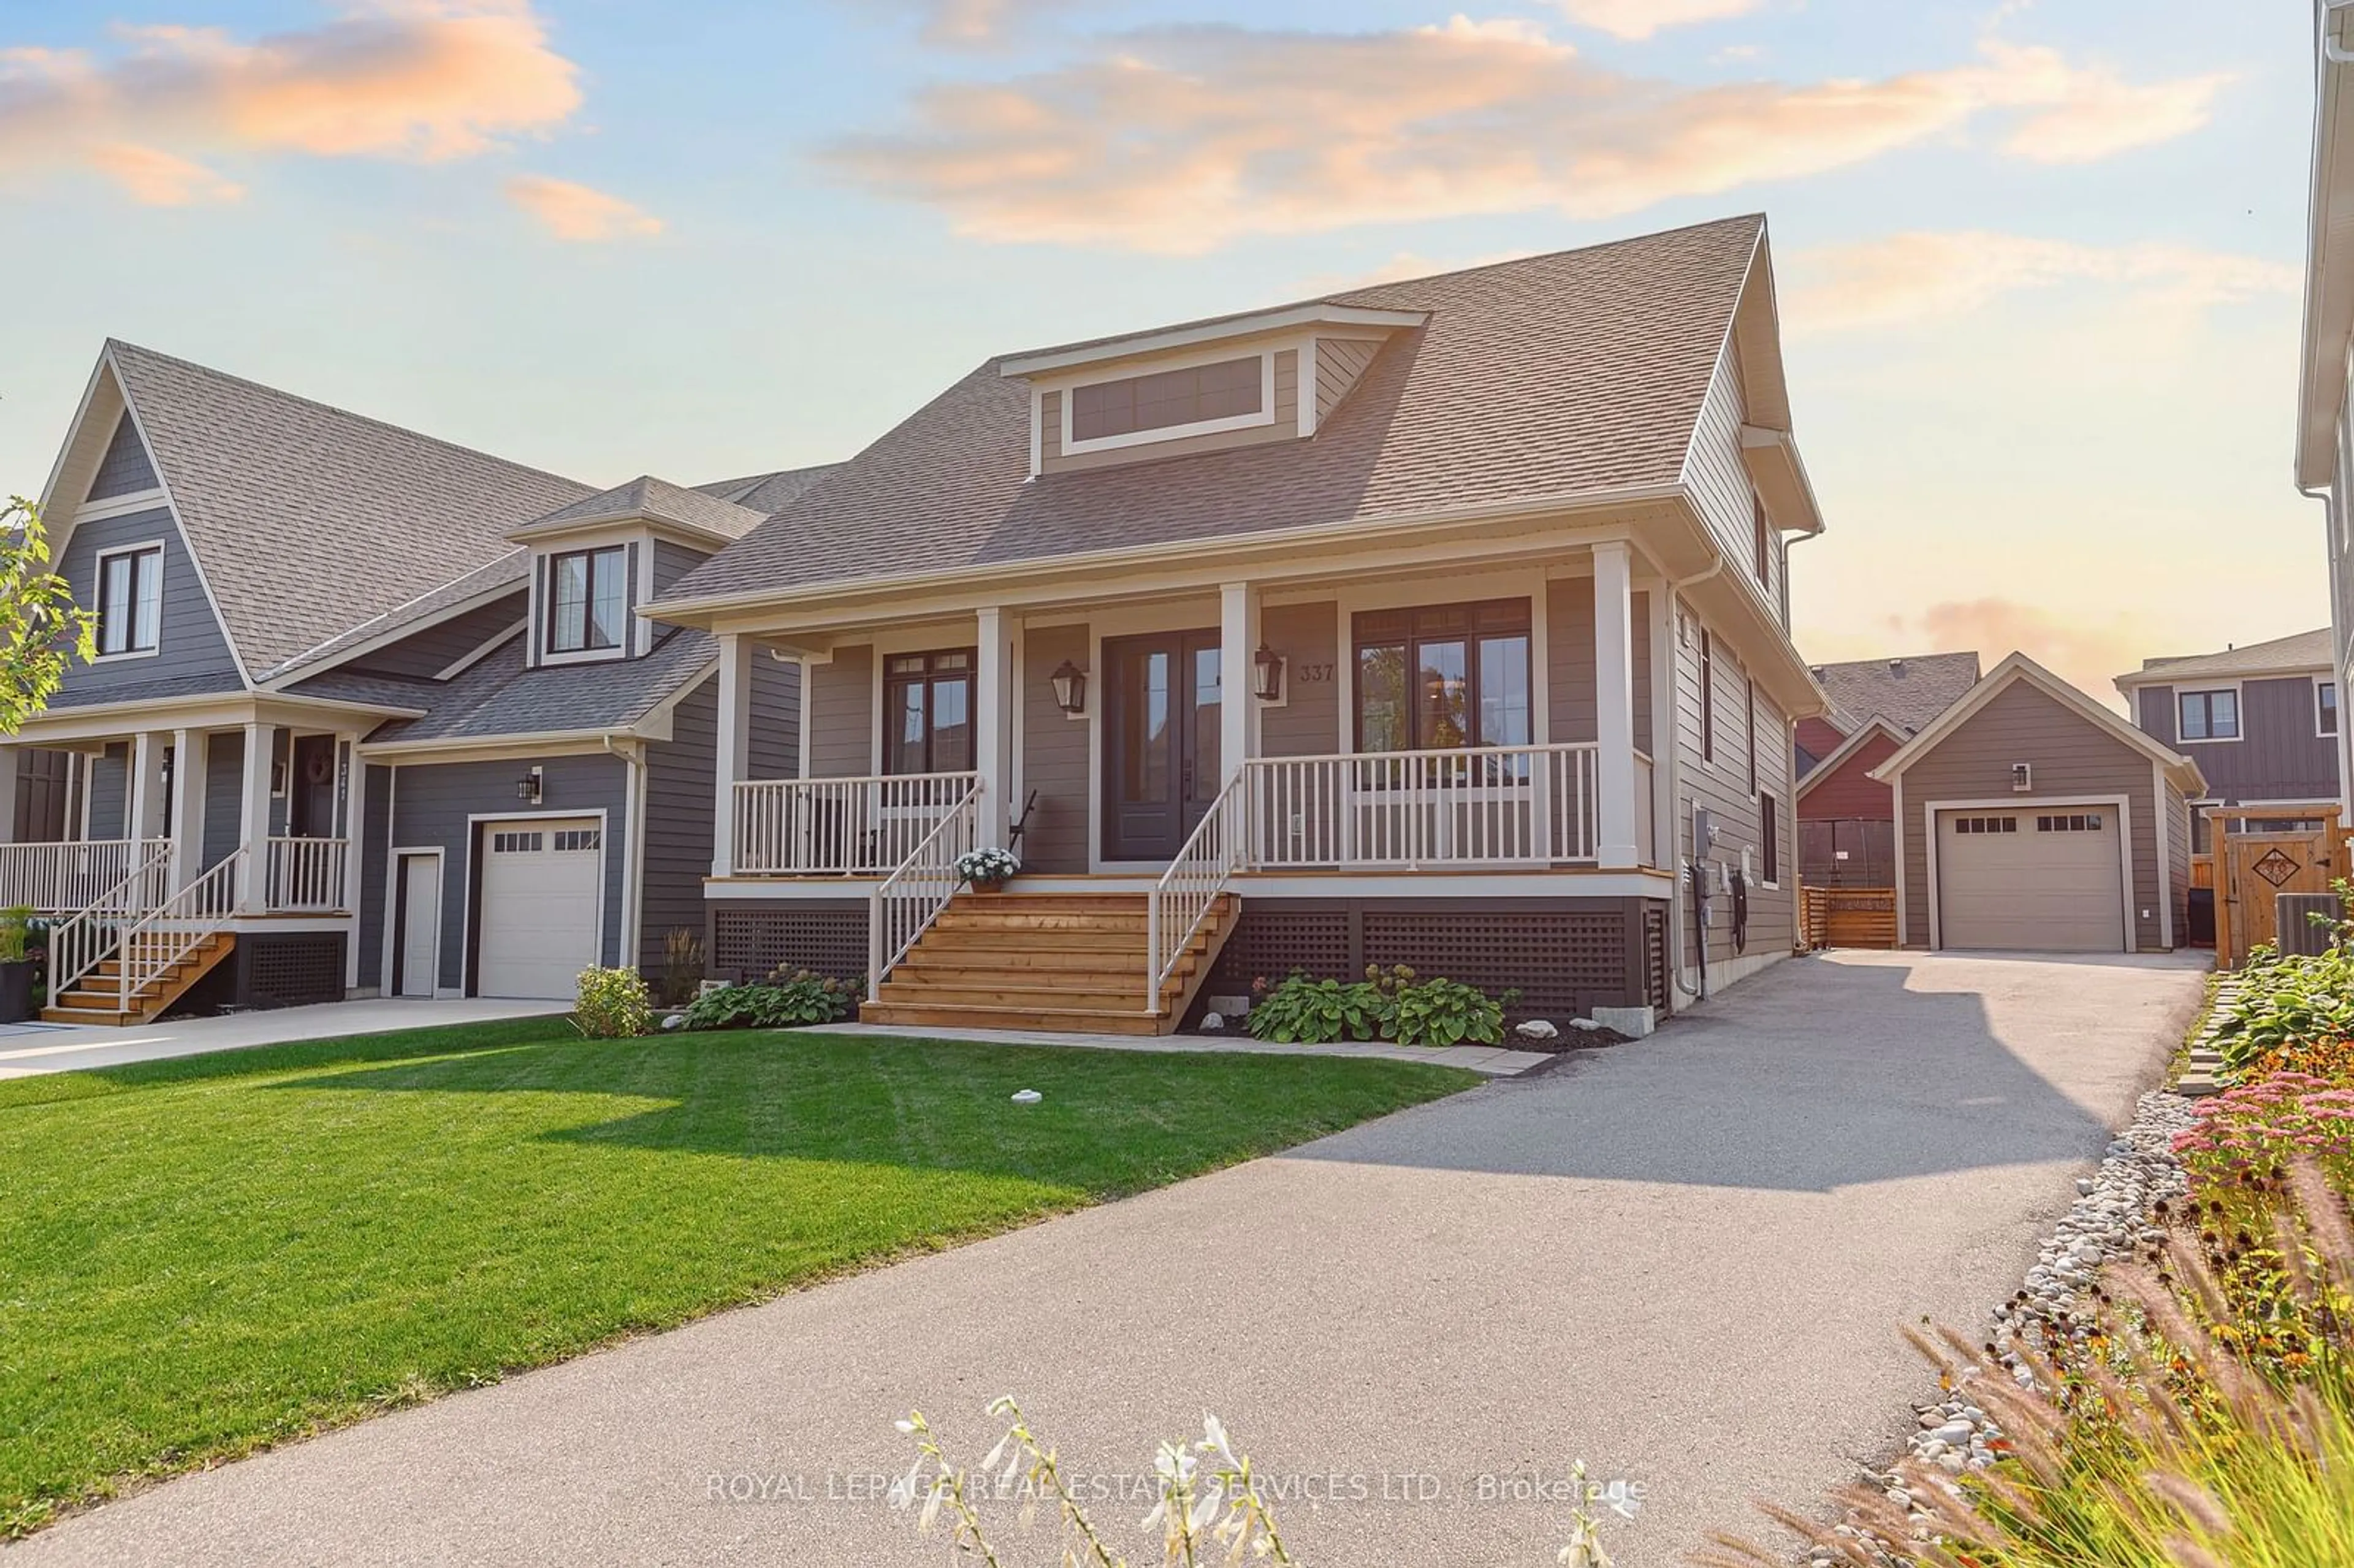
[1937, 808, 2124, 953]
[478, 819, 604, 999]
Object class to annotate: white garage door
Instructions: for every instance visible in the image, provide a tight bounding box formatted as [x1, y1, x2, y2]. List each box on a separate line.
[1937, 808, 2124, 953]
[478, 819, 603, 999]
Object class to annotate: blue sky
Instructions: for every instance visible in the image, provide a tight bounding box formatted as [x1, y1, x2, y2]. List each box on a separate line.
[0, 0, 2320, 695]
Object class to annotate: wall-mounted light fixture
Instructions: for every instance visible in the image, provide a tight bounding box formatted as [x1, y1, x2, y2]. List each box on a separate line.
[517, 765, 544, 804]
[1049, 659, 1087, 716]
[1251, 644, 1286, 702]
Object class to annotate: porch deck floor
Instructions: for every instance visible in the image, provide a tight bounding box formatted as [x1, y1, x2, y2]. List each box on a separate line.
[820, 1021, 1553, 1076]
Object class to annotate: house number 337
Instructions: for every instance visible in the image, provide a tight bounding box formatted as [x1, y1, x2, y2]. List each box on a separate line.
[1295, 663, 1336, 683]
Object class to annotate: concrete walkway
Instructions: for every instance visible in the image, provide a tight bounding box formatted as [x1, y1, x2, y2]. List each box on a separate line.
[0, 998, 566, 1079]
[6, 950, 2207, 1568]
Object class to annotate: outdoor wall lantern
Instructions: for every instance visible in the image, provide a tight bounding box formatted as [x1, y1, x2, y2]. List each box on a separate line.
[1252, 644, 1286, 702]
[517, 765, 544, 804]
[1050, 659, 1087, 715]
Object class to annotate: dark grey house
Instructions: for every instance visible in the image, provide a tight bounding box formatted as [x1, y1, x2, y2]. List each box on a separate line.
[3, 340, 817, 1019]
[2115, 627, 2340, 852]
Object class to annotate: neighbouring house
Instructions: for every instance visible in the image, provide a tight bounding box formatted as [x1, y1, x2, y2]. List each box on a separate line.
[648, 214, 1830, 1032]
[1794, 652, 1982, 888]
[2299, 7, 2354, 818]
[1867, 653, 2205, 954]
[2116, 628, 2342, 860]
[0, 341, 816, 1021]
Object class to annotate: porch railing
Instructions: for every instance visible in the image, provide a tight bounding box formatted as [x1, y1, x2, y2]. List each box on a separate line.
[867, 778, 985, 1000]
[1241, 742, 1604, 869]
[0, 839, 172, 916]
[266, 836, 349, 912]
[1149, 771, 1248, 1013]
[733, 774, 982, 875]
[112, 850, 243, 1015]
[47, 840, 175, 1005]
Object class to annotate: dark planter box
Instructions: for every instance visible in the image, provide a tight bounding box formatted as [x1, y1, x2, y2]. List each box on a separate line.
[0, 959, 34, 1024]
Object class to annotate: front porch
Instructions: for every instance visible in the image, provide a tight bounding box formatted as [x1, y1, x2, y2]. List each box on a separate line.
[704, 542, 1683, 1027]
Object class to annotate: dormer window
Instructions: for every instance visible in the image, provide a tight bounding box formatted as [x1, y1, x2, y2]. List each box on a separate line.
[1064, 354, 1273, 453]
[547, 545, 626, 656]
[96, 542, 162, 658]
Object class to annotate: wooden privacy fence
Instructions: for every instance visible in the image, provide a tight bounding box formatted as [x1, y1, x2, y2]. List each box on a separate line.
[1800, 885, 1898, 950]
[2212, 806, 2348, 969]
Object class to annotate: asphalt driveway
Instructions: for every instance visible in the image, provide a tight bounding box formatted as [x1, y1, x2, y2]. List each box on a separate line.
[7, 950, 2207, 1568]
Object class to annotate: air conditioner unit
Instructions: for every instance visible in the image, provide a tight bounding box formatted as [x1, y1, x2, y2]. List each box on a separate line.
[2277, 894, 2342, 958]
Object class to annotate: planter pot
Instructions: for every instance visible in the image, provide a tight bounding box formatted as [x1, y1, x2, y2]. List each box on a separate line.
[0, 959, 33, 1024]
[970, 880, 1010, 896]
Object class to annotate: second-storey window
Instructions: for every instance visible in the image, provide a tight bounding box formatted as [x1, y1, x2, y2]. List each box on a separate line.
[1070, 356, 1262, 444]
[96, 544, 162, 657]
[1354, 599, 1531, 753]
[2320, 680, 2340, 739]
[883, 649, 975, 774]
[2178, 688, 2239, 742]
[547, 546, 626, 655]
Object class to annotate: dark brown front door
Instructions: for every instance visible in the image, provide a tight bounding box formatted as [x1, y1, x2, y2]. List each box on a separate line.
[1102, 630, 1221, 862]
[289, 735, 338, 837]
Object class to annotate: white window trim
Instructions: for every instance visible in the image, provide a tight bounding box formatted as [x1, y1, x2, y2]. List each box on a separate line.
[2318, 677, 2339, 740]
[2175, 683, 2244, 744]
[1057, 346, 1279, 456]
[91, 539, 165, 663]
[539, 544, 630, 666]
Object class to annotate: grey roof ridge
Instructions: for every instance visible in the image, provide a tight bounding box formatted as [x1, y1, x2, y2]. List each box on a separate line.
[357, 625, 715, 752]
[106, 338, 588, 498]
[260, 550, 528, 683]
[999, 212, 1770, 365]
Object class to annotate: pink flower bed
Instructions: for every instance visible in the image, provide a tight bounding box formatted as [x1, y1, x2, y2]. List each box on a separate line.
[2174, 1072, 2354, 1190]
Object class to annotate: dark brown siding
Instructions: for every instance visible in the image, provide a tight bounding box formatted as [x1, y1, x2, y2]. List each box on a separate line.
[1261, 601, 1339, 756]
[1018, 622, 1091, 872]
[808, 645, 874, 778]
[2135, 677, 2337, 805]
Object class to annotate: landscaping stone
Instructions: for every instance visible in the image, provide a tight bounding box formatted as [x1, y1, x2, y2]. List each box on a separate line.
[1515, 1019, 1560, 1041]
[1591, 1004, 1656, 1039]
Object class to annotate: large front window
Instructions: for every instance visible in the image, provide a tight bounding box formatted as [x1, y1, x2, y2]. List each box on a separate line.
[547, 546, 627, 655]
[96, 544, 162, 657]
[2178, 688, 2239, 742]
[1353, 599, 1532, 752]
[884, 649, 974, 774]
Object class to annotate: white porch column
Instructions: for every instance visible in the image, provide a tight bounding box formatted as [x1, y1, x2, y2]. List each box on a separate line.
[1218, 581, 1257, 788]
[712, 632, 753, 877]
[1647, 582, 1677, 872]
[169, 728, 204, 886]
[238, 721, 274, 912]
[974, 607, 1014, 842]
[128, 731, 167, 845]
[0, 745, 20, 846]
[1592, 541, 1641, 870]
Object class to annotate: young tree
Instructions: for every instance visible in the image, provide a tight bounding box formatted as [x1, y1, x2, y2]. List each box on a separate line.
[0, 497, 96, 733]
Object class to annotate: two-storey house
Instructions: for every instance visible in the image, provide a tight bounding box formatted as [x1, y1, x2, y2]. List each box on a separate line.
[649, 215, 1831, 1033]
[1, 341, 812, 1021]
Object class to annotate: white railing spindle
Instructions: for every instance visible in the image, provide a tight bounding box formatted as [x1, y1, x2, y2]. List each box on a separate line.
[1238, 742, 1605, 870]
[0, 839, 171, 916]
[265, 837, 349, 911]
[112, 850, 243, 1014]
[1149, 773, 1248, 1012]
[867, 780, 985, 998]
[731, 772, 981, 875]
[46, 841, 175, 1005]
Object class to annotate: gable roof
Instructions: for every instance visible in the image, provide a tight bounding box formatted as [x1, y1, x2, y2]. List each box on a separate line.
[1807, 651, 1981, 736]
[516, 474, 769, 544]
[1794, 717, 1906, 802]
[693, 464, 844, 514]
[2114, 627, 2334, 690]
[84, 341, 595, 681]
[660, 213, 1777, 608]
[310, 625, 715, 748]
[1869, 652, 2206, 795]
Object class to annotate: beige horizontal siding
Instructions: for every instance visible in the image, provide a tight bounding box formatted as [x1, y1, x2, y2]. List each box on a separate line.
[1314, 338, 1379, 424]
[1261, 601, 1340, 756]
[1019, 622, 1091, 872]
[807, 644, 874, 778]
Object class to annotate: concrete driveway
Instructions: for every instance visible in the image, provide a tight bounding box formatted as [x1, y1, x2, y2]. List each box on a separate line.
[6, 950, 2206, 1568]
[0, 999, 565, 1080]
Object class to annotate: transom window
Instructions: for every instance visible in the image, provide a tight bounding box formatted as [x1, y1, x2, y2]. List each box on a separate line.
[552, 829, 601, 852]
[2177, 688, 2239, 741]
[1353, 599, 1532, 753]
[96, 543, 162, 657]
[2036, 813, 2103, 832]
[884, 649, 975, 775]
[1068, 356, 1263, 444]
[1953, 816, 2016, 834]
[2320, 680, 2339, 739]
[491, 831, 544, 853]
[546, 546, 627, 655]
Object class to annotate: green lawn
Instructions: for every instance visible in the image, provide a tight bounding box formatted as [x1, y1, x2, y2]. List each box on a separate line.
[0, 1021, 1474, 1535]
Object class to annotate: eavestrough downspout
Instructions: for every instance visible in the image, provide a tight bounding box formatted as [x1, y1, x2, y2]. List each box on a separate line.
[1663, 555, 1727, 1003]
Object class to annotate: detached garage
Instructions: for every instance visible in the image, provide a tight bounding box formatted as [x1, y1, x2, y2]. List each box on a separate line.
[1868, 654, 2205, 953]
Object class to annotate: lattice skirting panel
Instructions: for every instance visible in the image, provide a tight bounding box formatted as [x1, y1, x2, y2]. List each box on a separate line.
[237, 933, 347, 1010]
[1203, 897, 1670, 1025]
[710, 900, 870, 984]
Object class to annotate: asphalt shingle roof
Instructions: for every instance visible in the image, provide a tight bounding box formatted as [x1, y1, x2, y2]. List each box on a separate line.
[525, 475, 769, 540]
[1808, 652, 1982, 736]
[2124, 628, 2334, 685]
[334, 626, 715, 745]
[661, 215, 1767, 604]
[271, 552, 530, 682]
[107, 340, 595, 680]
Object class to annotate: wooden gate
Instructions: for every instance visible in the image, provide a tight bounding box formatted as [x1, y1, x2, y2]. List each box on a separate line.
[1800, 885, 1898, 950]
[2215, 809, 2344, 967]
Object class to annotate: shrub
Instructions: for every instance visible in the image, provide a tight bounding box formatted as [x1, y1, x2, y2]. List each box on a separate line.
[1243, 967, 1517, 1048]
[572, 965, 652, 1038]
[1385, 973, 1514, 1048]
[657, 926, 706, 1007]
[685, 969, 856, 1031]
[2214, 946, 2354, 1075]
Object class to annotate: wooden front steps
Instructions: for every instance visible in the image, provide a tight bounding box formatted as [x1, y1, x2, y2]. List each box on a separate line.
[42, 932, 237, 1026]
[862, 891, 1240, 1036]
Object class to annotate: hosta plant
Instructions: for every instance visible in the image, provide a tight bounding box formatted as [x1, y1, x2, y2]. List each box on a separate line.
[2214, 944, 2354, 1075]
[684, 968, 856, 1030]
[1245, 972, 1388, 1045]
